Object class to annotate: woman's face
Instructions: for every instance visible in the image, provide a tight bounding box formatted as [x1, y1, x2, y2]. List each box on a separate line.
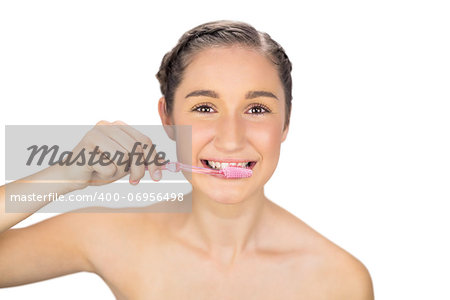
[160, 45, 289, 204]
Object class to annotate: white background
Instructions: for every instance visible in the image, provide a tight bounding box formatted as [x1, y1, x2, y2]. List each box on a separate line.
[1, 0, 449, 299]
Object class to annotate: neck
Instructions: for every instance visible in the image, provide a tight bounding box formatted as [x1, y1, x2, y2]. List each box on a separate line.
[184, 188, 268, 266]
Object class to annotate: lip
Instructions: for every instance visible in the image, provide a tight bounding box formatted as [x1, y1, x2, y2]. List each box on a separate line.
[200, 158, 257, 163]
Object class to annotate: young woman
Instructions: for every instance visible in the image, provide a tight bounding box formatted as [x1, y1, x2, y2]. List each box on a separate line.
[0, 20, 374, 299]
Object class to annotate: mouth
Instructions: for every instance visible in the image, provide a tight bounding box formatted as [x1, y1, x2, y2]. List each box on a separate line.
[200, 159, 257, 170]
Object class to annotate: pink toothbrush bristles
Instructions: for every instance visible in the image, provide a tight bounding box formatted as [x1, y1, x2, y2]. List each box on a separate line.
[220, 166, 252, 179]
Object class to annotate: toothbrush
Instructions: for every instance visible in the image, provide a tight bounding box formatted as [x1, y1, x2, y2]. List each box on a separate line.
[146, 162, 252, 179]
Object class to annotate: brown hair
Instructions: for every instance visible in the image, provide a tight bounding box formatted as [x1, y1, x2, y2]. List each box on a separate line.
[156, 20, 293, 128]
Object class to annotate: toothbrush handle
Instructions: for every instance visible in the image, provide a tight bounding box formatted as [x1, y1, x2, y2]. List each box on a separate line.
[160, 162, 180, 173]
[177, 162, 221, 175]
[144, 162, 179, 173]
[147, 162, 221, 175]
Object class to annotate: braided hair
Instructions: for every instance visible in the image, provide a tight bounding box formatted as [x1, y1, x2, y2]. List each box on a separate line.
[156, 20, 293, 128]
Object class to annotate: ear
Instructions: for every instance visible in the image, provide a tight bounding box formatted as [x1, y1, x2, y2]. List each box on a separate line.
[158, 97, 175, 140]
[281, 124, 289, 143]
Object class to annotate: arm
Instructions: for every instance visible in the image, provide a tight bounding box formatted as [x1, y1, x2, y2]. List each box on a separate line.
[342, 260, 374, 300]
[0, 165, 91, 287]
[0, 120, 161, 287]
[0, 164, 76, 234]
[0, 211, 95, 287]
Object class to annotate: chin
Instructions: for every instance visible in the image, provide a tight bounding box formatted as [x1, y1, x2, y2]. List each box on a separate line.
[189, 176, 255, 205]
[201, 188, 249, 204]
[216, 188, 249, 204]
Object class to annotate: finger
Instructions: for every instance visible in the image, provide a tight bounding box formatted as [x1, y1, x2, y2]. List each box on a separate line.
[112, 121, 162, 181]
[145, 163, 162, 182]
[97, 124, 145, 183]
[112, 124, 148, 183]
[127, 143, 144, 184]
[113, 121, 154, 167]
[85, 130, 127, 173]
[89, 150, 117, 183]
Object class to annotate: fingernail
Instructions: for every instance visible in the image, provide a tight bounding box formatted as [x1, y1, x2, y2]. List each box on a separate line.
[153, 169, 162, 181]
[130, 179, 139, 185]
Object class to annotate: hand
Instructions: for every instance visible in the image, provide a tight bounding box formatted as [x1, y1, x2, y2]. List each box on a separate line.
[58, 120, 163, 191]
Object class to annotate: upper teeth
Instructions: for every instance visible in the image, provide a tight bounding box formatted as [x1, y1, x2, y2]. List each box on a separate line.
[207, 160, 249, 169]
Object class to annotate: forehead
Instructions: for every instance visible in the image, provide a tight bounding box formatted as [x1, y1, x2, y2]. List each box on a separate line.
[175, 46, 284, 99]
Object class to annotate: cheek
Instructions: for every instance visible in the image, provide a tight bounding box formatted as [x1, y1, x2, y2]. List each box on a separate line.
[171, 109, 217, 161]
[247, 121, 284, 185]
[247, 121, 284, 159]
[191, 124, 214, 152]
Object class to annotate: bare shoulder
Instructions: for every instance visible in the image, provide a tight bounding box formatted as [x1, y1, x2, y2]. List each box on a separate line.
[56, 206, 164, 273]
[0, 205, 159, 288]
[266, 201, 374, 300]
[310, 242, 374, 300]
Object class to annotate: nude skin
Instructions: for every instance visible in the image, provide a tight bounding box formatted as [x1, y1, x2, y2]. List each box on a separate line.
[163, 45, 290, 264]
[0, 46, 374, 299]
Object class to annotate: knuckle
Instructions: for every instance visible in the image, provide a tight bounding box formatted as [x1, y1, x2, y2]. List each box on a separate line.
[143, 137, 153, 147]
[85, 131, 101, 147]
[96, 120, 109, 125]
[98, 165, 116, 178]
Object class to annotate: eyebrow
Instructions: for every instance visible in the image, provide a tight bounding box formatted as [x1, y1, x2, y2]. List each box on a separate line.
[245, 90, 278, 100]
[185, 90, 278, 100]
[185, 90, 219, 99]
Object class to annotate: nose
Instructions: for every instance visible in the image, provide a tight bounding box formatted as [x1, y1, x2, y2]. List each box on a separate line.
[213, 113, 246, 152]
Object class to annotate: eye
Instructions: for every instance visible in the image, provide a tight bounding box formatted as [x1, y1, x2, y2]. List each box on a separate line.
[191, 103, 217, 114]
[246, 103, 271, 115]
